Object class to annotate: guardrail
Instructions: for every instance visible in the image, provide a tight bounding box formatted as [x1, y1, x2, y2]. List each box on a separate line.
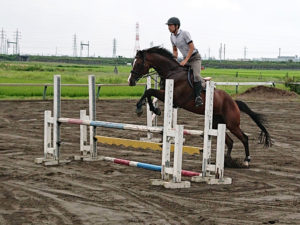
[0, 83, 147, 100]
[215, 81, 275, 94]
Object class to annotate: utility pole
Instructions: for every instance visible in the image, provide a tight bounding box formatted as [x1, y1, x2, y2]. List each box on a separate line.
[14, 29, 21, 54]
[134, 22, 140, 54]
[219, 43, 222, 60]
[7, 39, 17, 55]
[113, 38, 117, 58]
[73, 34, 77, 57]
[80, 41, 90, 57]
[279, 48, 281, 57]
[244, 46, 247, 60]
[0, 28, 5, 54]
[6, 29, 21, 55]
[223, 44, 226, 60]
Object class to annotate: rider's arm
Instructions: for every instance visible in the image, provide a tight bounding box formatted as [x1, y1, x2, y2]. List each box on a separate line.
[181, 42, 194, 66]
[173, 45, 178, 59]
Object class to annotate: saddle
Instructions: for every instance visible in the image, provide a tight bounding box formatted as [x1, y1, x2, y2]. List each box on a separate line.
[159, 66, 211, 90]
[186, 66, 210, 90]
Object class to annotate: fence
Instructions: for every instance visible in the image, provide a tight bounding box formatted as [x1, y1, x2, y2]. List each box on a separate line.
[0, 81, 299, 99]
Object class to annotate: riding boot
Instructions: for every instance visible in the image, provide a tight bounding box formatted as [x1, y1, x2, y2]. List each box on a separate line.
[194, 81, 203, 107]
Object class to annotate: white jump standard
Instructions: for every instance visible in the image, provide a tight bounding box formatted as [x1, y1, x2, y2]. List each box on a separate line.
[35, 75, 231, 188]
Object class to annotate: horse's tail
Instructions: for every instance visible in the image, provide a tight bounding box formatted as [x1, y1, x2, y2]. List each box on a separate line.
[235, 100, 272, 147]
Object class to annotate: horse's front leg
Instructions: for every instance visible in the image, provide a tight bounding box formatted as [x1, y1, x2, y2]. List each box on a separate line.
[136, 88, 165, 117]
[136, 91, 147, 117]
[146, 89, 165, 116]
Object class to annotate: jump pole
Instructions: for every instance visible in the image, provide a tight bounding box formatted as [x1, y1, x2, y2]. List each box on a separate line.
[99, 156, 201, 177]
[94, 135, 201, 155]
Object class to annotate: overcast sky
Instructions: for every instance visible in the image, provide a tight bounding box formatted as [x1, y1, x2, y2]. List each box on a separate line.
[1, 0, 300, 59]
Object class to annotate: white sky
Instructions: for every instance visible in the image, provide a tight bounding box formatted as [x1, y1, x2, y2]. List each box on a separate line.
[1, 0, 300, 59]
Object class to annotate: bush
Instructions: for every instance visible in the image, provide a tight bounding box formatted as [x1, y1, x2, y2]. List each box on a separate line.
[284, 75, 300, 94]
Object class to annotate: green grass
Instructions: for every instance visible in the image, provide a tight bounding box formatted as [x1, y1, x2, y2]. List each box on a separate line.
[0, 61, 299, 99]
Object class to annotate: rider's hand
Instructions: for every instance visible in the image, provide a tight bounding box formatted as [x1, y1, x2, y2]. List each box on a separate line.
[180, 60, 187, 66]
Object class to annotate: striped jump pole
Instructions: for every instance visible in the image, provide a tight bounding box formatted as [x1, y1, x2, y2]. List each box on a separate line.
[100, 156, 201, 177]
[59, 117, 203, 136]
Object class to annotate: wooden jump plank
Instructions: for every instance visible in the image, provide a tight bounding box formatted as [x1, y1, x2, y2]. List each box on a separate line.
[95, 135, 201, 155]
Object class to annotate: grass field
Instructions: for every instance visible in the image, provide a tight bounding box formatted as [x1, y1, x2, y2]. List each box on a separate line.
[0, 61, 299, 99]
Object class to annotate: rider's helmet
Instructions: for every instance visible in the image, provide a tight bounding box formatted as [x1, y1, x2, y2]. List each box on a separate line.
[166, 17, 180, 28]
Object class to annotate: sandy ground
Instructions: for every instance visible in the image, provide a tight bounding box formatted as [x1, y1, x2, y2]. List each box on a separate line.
[0, 95, 300, 225]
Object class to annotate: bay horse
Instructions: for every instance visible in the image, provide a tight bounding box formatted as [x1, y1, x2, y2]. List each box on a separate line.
[128, 47, 272, 166]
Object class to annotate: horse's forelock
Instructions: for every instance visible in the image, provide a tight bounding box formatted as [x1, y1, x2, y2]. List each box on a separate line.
[136, 50, 144, 58]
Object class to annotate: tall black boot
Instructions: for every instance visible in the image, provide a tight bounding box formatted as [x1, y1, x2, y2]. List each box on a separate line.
[194, 81, 203, 107]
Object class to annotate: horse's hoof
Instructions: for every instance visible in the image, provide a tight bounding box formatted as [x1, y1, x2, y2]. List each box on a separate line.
[243, 161, 250, 168]
[153, 108, 161, 116]
[136, 107, 143, 117]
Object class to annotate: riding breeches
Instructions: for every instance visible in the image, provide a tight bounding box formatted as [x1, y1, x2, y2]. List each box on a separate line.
[186, 52, 202, 83]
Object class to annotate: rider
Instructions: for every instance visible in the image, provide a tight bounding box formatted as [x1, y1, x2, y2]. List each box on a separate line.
[166, 17, 203, 106]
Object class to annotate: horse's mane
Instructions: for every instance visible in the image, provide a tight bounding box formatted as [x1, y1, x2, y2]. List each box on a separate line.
[145, 46, 179, 64]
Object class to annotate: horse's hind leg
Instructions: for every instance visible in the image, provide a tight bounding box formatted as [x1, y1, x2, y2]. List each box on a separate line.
[225, 133, 234, 158]
[213, 115, 234, 158]
[230, 127, 250, 167]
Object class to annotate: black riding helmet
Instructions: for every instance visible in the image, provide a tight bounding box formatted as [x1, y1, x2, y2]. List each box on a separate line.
[166, 17, 180, 28]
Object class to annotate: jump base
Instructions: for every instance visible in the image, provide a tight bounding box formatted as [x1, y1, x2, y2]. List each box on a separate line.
[191, 176, 232, 185]
[34, 158, 71, 166]
[150, 179, 191, 189]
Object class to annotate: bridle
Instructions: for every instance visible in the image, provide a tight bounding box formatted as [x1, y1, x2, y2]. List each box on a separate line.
[130, 51, 160, 84]
[130, 51, 149, 82]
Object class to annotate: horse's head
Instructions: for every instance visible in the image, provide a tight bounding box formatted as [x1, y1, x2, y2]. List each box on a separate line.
[128, 50, 151, 86]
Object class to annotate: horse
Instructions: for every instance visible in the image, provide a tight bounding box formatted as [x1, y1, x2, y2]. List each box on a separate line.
[128, 47, 272, 167]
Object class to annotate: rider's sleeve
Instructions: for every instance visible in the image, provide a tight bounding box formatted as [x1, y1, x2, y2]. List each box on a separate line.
[183, 31, 193, 45]
[170, 35, 176, 47]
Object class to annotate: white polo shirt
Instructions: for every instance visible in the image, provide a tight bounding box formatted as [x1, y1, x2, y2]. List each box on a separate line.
[170, 29, 198, 58]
